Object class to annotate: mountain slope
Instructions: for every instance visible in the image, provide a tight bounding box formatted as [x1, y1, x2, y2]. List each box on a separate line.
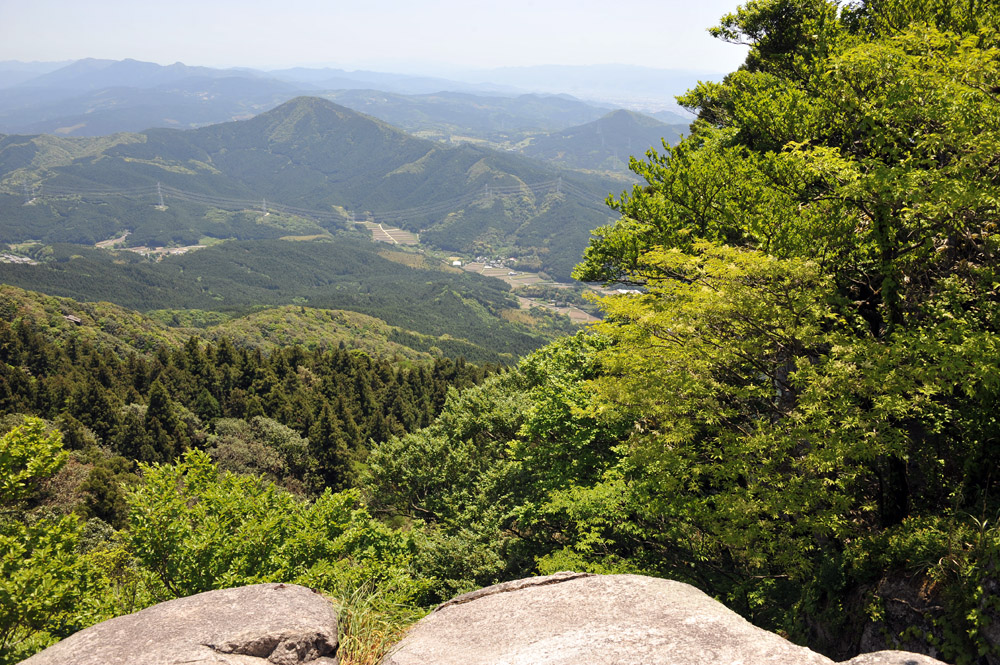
[0, 283, 494, 362]
[1, 96, 616, 279]
[0, 239, 553, 363]
[521, 109, 688, 172]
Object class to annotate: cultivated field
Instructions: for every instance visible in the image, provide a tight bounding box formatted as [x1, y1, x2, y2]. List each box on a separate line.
[358, 222, 419, 245]
[462, 263, 545, 287]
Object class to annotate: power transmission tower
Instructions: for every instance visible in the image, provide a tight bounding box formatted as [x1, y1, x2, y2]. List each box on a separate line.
[261, 198, 268, 216]
[157, 182, 166, 208]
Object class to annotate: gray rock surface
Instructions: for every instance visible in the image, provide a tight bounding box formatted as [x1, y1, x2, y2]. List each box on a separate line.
[20, 583, 338, 665]
[382, 572, 950, 665]
[842, 653, 951, 665]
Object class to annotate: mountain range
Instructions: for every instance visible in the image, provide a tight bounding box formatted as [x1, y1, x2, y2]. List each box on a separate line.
[0, 61, 691, 363]
[1, 96, 623, 278]
[0, 58, 694, 144]
[0, 95, 627, 361]
[522, 109, 686, 171]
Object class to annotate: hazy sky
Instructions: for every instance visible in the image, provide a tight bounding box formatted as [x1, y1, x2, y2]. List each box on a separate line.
[0, 0, 748, 74]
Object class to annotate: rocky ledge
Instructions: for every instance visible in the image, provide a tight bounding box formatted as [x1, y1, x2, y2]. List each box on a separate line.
[384, 572, 950, 665]
[20, 573, 950, 665]
[20, 583, 339, 665]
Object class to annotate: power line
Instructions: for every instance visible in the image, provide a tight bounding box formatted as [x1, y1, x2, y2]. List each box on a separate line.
[29, 177, 609, 229]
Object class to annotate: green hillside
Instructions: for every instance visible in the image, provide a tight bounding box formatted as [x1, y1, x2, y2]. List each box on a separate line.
[0, 281, 535, 364]
[0, 284, 189, 355]
[521, 109, 688, 172]
[322, 89, 612, 143]
[0, 97, 616, 280]
[0, 238, 557, 363]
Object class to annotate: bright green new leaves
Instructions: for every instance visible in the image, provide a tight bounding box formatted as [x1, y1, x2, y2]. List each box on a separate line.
[582, 246, 858, 582]
[0, 418, 67, 506]
[571, 1, 1000, 657]
[0, 516, 86, 663]
[584, 10, 1000, 345]
[0, 419, 88, 665]
[364, 334, 631, 600]
[125, 449, 420, 601]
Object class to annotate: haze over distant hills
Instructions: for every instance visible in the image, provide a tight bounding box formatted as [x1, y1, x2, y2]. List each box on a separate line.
[0, 58, 695, 140]
[522, 109, 688, 172]
[456, 64, 711, 109]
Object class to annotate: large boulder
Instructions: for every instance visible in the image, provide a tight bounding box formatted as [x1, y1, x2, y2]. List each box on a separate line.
[382, 572, 950, 665]
[21, 583, 339, 665]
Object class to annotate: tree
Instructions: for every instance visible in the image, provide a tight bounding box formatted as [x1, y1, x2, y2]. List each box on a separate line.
[364, 334, 630, 601]
[0, 419, 89, 664]
[124, 449, 420, 601]
[569, 0, 1000, 659]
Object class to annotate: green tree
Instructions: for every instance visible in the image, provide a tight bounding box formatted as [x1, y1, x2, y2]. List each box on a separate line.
[0, 419, 89, 664]
[208, 416, 309, 492]
[570, 0, 1000, 659]
[124, 449, 420, 601]
[364, 334, 630, 601]
[308, 404, 351, 491]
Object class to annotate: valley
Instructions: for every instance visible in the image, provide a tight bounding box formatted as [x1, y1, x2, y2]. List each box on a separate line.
[6, 4, 1000, 665]
[0, 95, 618, 364]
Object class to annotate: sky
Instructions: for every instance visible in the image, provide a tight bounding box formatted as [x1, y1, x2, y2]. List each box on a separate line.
[0, 0, 748, 75]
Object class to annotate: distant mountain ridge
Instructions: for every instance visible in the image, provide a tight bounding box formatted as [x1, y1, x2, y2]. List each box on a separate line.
[522, 109, 689, 172]
[320, 89, 614, 141]
[16, 58, 259, 90]
[0, 58, 695, 145]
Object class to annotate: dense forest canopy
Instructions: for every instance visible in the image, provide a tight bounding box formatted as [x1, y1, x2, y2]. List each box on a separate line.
[4, 1, 1000, 664]
[369, 0, 1000, 661]
[566, 0, 1000, 658]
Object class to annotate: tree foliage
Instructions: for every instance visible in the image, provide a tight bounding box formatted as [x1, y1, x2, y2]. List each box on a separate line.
[0, 419, 89, 665]
[567, 0, 1000, 660]
[124, 450, 420, 601]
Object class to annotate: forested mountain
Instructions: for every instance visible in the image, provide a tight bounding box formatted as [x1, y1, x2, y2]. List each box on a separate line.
[9, 2, 1000, 665]
[0, 239, 561, 364]
[0, 283, 509, 362]
[0, 295, 494, 499]
[0, 96, 616, 279]
[521, 109, 688, 172]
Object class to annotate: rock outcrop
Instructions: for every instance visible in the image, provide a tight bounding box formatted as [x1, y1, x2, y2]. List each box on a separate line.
[20, 574, 952, 665]
[21, 583, 339, 665]
[842, 653, 950, 665]
[382, 572, 950, 665]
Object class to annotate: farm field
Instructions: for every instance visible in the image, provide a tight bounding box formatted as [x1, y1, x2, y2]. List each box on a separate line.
[462, 262, 545, 287]
[461, 261, 598, 323]
[358, 222, 419, 245]
[517, 296, 599, 324]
